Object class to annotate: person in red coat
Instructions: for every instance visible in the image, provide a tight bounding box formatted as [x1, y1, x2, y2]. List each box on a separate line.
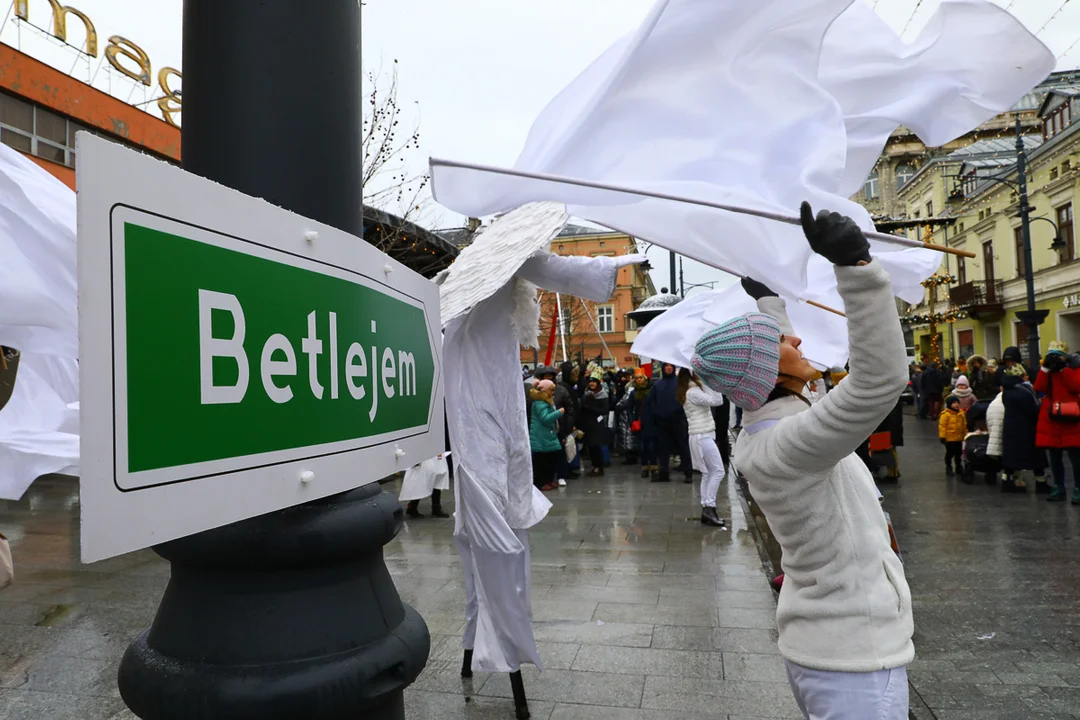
[1033, 341, 1080, 504]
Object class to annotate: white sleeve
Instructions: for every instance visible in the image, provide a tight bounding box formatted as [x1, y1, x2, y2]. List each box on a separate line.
[686, 385, 725, 407]
[757, 296, 795, 337]
[516, 252, 644, 301]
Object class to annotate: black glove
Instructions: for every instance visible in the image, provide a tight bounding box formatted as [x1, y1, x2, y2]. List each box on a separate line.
[741, 277, 778, 301]
[1044, 353, 1067, 372]
[799, 201, 872, 267]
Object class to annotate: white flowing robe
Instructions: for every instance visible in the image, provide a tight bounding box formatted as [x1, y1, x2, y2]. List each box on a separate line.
[445, 251, 630, 673]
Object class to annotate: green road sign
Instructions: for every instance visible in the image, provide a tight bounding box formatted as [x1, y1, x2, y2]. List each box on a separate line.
[78, 134, 443, 562]
[124, 220, 436, 477]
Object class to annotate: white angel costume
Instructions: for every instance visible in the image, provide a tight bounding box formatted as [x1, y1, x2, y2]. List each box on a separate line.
[398, 452, 451, 503]
[439, 202, 643, 673]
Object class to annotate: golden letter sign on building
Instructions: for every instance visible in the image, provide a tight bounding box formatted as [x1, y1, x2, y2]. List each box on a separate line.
[14, 0, 182, 126]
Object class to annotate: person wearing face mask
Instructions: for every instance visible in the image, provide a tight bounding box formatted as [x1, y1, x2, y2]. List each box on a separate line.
[691, 203, 912, 719]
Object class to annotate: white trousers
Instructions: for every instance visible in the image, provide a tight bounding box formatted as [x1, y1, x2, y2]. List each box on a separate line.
[691, 433, 725, 508]
[785, 661, 908, 720]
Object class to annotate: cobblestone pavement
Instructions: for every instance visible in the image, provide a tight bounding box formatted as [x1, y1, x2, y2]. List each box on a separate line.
[2, 412, 1080, 718]
[890, 413, 1080, 720]
[1, 458, 795, 719]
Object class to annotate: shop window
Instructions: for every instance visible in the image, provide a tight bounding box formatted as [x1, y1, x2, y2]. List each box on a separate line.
[958, 330, 975, 359]
[1058, 203, 1075, 261]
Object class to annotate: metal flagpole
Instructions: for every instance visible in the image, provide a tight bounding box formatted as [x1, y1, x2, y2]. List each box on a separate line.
[579, 298, 615, 365]
[430, 157, 977, 259]
[555, 293, 569, 362]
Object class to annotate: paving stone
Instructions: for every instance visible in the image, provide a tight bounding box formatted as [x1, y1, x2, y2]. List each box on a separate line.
[480, 668, 645, 708]
[404, 689, 556, 719]
[571, 645, 723, 679]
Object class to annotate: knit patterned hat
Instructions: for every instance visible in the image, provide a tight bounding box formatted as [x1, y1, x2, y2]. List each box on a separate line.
[691, 313, 781, 411]
[1049, 340, 1069, 355]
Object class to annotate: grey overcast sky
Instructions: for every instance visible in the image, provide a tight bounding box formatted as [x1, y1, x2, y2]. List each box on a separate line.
[5, 1, 1080, 293]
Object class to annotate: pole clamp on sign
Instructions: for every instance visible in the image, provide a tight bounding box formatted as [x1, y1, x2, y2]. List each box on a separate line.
[77, 134, 443, 562]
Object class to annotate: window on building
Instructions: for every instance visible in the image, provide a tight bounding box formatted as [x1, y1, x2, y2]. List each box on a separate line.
[1015, 226, 1027, 278]
[1058, 203, 1075, 261]
[926, 200, 934, 218]
[0, 91, 84, 168]
[958, 256, 966, 285]
[958, 222, 965, 232]
[560, 305, 574, 334]
[895, 163, 915, 190]
[863, 169, 879, 200]
[1065, 159, 1073, 173]
[1051, 167, 1060, 181]
[597, 305, 614, 334]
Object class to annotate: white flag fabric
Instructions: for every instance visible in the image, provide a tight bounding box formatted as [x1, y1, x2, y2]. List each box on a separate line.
[0, 144, 80, 500]
[430, 0, 1053, 307]
[632, 285, 849, 372]
[0, 145, 77, 358]
[0, 352, 79, 500]
[823, 0, 1055, 196]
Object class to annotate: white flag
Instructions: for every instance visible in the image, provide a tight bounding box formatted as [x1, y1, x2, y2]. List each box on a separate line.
[632, 285, 849, 372]
[430, 0, 1053, 307]
[0, 144, 80, 499]
[0, 144, 77, 358]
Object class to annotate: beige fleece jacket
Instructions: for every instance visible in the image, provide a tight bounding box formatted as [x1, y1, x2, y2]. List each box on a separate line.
[734, 262, 914, 673]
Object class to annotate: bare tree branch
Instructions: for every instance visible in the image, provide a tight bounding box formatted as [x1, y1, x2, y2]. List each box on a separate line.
[362, 59, 434, 229]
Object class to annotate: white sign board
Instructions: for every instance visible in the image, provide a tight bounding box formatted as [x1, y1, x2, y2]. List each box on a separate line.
[77, 133, 444, 562]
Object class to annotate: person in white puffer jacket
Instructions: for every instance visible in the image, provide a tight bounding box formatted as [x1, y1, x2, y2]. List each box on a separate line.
[986, 392, 1005, 459]
[677, 369, 727, 527]
[690, 203, 913, 720]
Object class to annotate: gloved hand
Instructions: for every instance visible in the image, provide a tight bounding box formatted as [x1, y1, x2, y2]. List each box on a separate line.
[1044, 353, 1067, 372]
[940, 439, 947, 446]
[799, 201, 872, 267]
[741, 277, 778, 301]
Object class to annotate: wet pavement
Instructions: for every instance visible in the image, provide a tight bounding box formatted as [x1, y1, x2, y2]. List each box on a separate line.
[0, 413, 1079, 718]
[890, 413, 1080, 720]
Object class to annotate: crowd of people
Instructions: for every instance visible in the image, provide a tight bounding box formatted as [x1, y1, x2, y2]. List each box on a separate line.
[523, 360, 732, 525]
[913, 344, 1080, 502]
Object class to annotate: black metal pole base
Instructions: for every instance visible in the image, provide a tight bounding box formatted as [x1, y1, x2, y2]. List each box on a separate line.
[461, 649, 474, 678]
[118, 484, 429, 719]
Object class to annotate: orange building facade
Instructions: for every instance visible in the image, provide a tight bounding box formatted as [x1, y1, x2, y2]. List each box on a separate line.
[0, 43, 179, 189]
[522, 226, 655, 370]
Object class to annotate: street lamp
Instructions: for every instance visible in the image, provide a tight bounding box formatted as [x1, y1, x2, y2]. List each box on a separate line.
[1026, 215, 1065, 252]
[946, 113, 1047, 366]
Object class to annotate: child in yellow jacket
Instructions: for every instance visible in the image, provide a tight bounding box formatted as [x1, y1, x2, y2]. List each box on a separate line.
[939, 395, 967, 476]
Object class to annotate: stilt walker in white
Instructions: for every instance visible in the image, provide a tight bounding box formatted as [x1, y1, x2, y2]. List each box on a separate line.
[436, 202, 643, 719]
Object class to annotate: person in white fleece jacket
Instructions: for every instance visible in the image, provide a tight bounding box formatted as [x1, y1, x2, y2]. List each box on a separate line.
[690, 203, 913, 720]
[676, 369, 728, 527]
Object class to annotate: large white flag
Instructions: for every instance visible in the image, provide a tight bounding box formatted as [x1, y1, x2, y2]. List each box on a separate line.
[0, 145, 77, 358]
[0, 144, 80, 499]
[632, 286, 850, 372]
[430, 0, 1053, 307]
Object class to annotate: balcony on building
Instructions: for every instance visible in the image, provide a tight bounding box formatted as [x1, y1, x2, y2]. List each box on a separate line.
[950, 280, 1005, 317]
